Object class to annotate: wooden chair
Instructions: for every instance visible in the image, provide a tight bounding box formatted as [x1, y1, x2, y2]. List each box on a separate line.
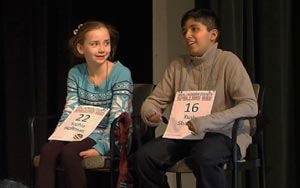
[165, 83, 266, 188]
[28, 83, 155, 188]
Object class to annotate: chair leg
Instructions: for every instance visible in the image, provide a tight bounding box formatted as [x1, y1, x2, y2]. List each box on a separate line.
[259, 166, 266, 188]
[110, 158, 114, 188]
[232, 163, 238, 188]
[259, 131, 266, 188]
[176, 173, 182, 188]
[110, 170, 114, 188]
[259, 150, 266, 186]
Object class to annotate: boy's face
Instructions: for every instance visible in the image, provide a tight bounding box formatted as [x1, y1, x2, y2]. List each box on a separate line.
[182, 18, 218, 57]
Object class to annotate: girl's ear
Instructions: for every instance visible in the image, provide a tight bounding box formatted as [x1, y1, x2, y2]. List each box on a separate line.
[76, 43, 84, 55]
[210, 29, 219, 42]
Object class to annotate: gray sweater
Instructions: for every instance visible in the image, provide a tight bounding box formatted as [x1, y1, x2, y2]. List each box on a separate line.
[141, 43, 258, 158]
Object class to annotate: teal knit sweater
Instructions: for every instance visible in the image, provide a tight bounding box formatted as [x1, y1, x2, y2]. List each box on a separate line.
[57, 61, 133, 155]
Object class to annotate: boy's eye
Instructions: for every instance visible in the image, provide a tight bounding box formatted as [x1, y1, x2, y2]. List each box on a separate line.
[191, 27, 199, 32]
[181, 26, 200, 36]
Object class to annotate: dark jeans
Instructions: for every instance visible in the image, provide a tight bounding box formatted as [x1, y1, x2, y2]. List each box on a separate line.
[35, 138, 96, 188]
[133, 132, 240, 188]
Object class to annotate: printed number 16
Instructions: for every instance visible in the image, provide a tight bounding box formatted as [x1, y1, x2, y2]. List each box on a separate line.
[184, 103, 199, 112]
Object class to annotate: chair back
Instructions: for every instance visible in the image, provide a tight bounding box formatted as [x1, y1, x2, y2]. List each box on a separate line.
[131, 83, 155, 152]
[132, 84, 155, 116]
[249, 83, 265, 136]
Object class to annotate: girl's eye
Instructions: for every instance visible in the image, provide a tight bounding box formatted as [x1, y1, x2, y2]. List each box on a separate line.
[91, 42, 98, 47]
[104, 40, 110, 46]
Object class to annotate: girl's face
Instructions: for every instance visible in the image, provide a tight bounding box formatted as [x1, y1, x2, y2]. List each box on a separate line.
[182, 18, 218, 57]
[76, 27, 111, 65]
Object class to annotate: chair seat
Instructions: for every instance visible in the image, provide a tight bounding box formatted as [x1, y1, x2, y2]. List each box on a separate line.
[33, 155, 111, 170]
[167, 159, 191, 173]
[168, 158, 250, 173]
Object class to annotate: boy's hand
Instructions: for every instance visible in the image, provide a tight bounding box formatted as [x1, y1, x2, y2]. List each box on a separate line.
[146, 111, 162, 123]
[186, 121, 198, 135]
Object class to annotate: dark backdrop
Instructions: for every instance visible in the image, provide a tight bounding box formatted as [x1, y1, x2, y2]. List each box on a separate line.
[197, 0, 298, 187]
[1, 0, 299, 188]
[0, 0, 152, 185]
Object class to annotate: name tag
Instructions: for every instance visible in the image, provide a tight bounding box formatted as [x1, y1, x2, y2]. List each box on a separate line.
[49, 105, 109, 141]
[163, 90, 215, 140]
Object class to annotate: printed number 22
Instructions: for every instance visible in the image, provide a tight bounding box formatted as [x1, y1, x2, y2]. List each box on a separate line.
[75, 114, 90, 122]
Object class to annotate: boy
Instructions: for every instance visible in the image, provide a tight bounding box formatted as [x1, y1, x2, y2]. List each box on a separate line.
[134, 8, 257, 188]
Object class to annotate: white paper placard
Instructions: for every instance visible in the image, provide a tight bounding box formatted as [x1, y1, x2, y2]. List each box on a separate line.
[163, 90, 215, 140]
[49, 105, 109, 141]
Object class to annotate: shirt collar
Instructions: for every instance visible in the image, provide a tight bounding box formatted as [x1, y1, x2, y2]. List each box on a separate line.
[189, 42, 218, 65]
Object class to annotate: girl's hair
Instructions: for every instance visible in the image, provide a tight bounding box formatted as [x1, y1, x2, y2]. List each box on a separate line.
[181, 8, 220, 39]
[69, 21, 119, 61]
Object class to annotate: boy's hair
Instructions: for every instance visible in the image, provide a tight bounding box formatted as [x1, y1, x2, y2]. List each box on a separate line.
[181, 8, 220, 32]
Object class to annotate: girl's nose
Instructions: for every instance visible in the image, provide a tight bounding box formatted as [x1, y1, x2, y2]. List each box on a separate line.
[98, 45, 105, 53]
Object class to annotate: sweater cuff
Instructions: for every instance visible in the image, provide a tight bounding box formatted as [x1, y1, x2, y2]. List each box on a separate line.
[92, 143, 106, 156]
[89, 134, 109, 155]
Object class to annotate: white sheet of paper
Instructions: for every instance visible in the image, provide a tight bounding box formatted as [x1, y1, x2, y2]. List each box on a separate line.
[48, 105, 109, 141]
[163, 90, 215, 140]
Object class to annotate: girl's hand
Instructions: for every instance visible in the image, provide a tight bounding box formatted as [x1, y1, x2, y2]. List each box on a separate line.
[79, 148, 100, 158]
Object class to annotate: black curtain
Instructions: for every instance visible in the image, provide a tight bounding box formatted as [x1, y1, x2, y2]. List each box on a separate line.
[1, 0, 152, 186]
[1, 0, 298, 187]
[197, 0, 296, 187]
[0, 0, 5, 178]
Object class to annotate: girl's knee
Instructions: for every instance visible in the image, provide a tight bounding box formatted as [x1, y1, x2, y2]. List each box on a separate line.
[40, 142, 59, 156]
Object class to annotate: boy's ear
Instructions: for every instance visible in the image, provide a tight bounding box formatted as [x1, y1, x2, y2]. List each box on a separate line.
[210, 29, 219, 41]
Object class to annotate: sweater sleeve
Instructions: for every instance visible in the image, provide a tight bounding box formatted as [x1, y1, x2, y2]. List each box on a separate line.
[191, 54, 258, 133]
[91, 67, 133, 155]
[141, 61, 176, 126]
[56, 67, 80, 127]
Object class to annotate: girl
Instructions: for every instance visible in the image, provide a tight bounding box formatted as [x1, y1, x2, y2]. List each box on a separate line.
[35, 21, 133, 188]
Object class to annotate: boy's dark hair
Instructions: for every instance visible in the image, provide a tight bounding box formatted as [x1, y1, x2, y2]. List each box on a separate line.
[181, 8, 220, 32]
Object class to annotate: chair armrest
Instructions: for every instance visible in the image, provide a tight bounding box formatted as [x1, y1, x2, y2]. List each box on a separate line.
[27, 115, 57, 161]
[232, 116, 256, 139]
[28, 116, 37, 161]
[231, 116, 256, 163]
